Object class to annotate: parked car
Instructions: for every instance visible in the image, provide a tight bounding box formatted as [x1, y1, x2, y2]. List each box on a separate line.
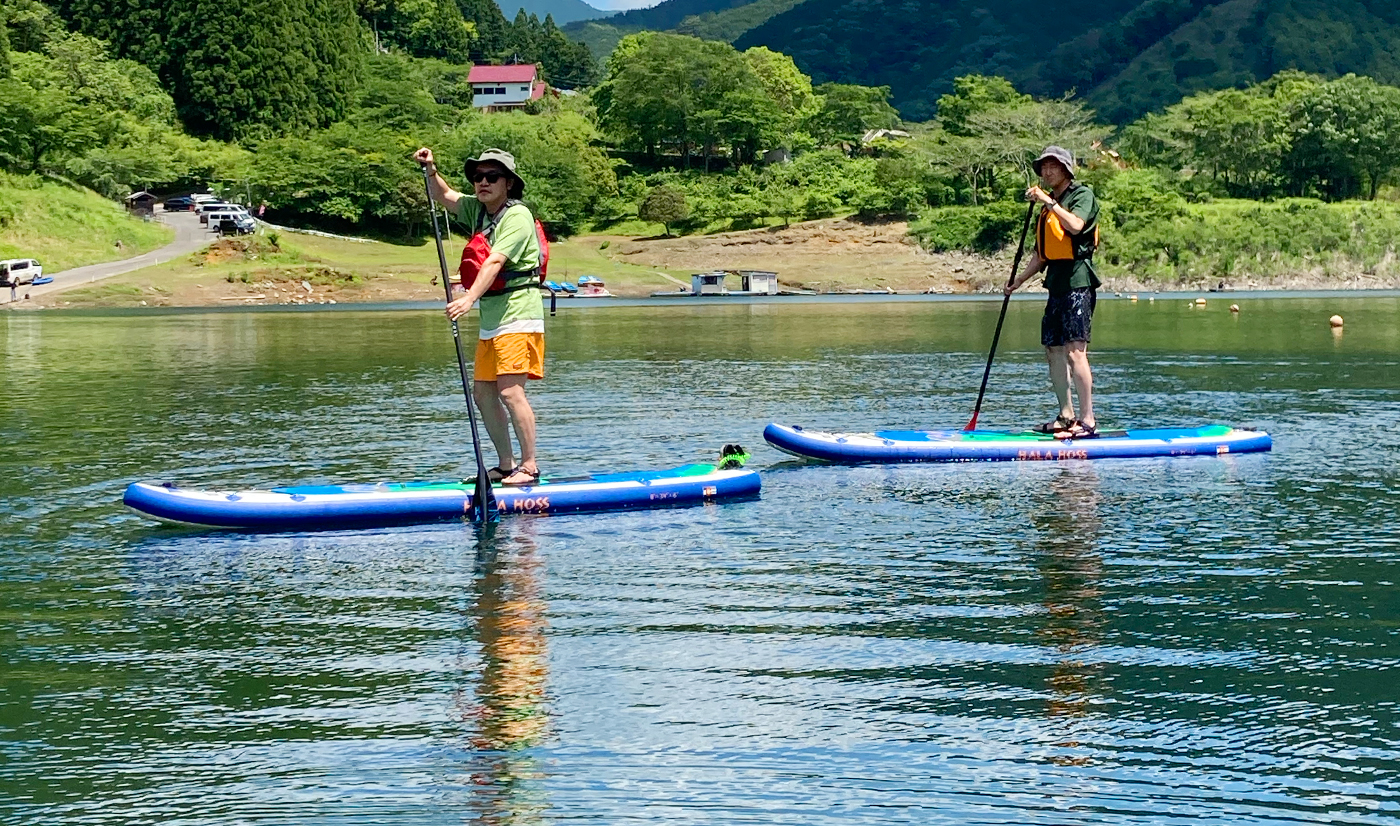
[0, 258, 43, 286]
[217, 214, 256, 235]
[197, 202, 236, 224]
[161, 195, 195, 211]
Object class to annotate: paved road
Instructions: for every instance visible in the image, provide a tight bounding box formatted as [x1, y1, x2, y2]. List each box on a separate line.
[8, 208, 211, 304]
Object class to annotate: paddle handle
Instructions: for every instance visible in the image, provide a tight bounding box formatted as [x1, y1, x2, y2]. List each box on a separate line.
[422, 162, 499, 524]
[965, 202, 1035, 431]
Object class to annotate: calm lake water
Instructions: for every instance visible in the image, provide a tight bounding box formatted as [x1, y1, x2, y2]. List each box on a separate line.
[2, 295, 1398, 825]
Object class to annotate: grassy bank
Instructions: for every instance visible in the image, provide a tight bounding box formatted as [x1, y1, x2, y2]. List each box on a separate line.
[909, 195, 1400, 287]
[38, 227, 690, 309]
[0, 173, 173, 272]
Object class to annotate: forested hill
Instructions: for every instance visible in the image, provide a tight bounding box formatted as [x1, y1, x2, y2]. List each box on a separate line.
[48, 0, 598, 139]
[563, 0, 801, 59]
[736, 0, 1400, 121]
[496, 0, 610, 25]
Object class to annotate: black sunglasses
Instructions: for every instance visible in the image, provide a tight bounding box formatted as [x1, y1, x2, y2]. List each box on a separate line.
[469, 170, 507, 184]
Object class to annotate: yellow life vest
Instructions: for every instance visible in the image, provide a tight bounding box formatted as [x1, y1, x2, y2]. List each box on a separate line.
[1037, 192, 1099, 261]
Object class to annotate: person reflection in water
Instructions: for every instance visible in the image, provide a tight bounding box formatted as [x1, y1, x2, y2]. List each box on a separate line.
[1033, 468, 1104, 766]
[454, 524, 551, 825]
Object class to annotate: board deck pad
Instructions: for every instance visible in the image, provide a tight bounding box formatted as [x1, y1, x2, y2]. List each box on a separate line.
[764, 423, 1271, 464]
[125, 463, 761, 531]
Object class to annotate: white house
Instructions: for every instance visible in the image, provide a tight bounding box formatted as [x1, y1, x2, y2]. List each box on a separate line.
[470, 64, 547, 111]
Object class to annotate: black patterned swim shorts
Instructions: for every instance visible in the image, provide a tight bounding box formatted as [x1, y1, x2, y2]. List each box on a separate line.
[1041, 287, 1096, 347]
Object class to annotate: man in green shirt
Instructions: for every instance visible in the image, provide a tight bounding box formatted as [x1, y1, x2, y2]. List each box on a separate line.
[1004, 145, 1102, 438]
[415, 146, 545, 486]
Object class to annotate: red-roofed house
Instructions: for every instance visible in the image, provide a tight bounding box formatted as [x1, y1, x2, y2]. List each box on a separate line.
[469, 64, 548, 111]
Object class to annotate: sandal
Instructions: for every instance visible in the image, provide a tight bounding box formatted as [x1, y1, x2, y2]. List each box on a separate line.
[1033, 414, 1074, 434]
[499, 465, 541, 487]
[486, 465, 514, 483]
[1057, 419, 1099, 440]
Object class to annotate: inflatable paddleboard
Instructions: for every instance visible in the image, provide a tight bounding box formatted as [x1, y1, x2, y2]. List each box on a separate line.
[764, 423, 1271, 464]
[125, 462, 760, 530]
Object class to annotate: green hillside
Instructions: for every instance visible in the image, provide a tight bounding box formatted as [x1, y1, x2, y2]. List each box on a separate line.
[0, 173, 173, 273]
[564, 0, 804, 58]
[1088, 0, 1400, 122]
[735, 0, 1400, 121]
[496, 0, 610, 25]
[674, 0, 808, 42]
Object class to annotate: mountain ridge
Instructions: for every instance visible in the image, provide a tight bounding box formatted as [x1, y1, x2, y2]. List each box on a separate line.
[563, 0, 1400, 123]
[496, 0, 612, 25]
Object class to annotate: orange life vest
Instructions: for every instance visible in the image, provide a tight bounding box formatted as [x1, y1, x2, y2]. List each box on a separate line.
[1037, 185, 1099, 261]
[459, 199, 549, 296]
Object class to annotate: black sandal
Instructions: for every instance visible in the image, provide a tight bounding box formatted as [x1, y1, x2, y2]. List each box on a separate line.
[1033, 414, 1074, 434]
[486, 465, 514, 483]
[1059, 419, 1099, 440]
[499, 465, 541, 487]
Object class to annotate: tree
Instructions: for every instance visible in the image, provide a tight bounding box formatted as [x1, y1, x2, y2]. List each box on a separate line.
[964, 97, 1111, 182]
[742, 46, 816, 121]
[173, 0, 365, 140]
[0, 19, 10, 79]
[58, 0, 365, 141]
[935, 74, 1030, 136]
[804, 83, 899, 148]
[1287, 74, 1400, 200]
[594, 33, 782, 168]
[454, 0, 507, 60]
[638, 184, 688, 235]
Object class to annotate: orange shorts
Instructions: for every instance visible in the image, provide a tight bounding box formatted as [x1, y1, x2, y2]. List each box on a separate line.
[474, 332, 544, 381]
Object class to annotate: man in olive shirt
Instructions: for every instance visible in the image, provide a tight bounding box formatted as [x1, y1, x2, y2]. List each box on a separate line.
[1004, 146, 1102, 438]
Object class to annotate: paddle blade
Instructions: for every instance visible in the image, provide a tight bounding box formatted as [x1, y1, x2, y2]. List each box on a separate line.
[470, 471, 499, 524]
[963, 413, 978, 432]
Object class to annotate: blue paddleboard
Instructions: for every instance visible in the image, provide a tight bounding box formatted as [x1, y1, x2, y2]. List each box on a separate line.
[125, 463, 760, 530]
[764, 423, 1272, 464]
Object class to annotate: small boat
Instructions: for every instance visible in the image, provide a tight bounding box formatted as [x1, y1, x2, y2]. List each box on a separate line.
[544, 280, 562, 293]
[576, 275, 613, 297]
[30, 276, 53, 286]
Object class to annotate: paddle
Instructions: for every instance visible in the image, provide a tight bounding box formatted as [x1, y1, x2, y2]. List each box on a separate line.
[964, 201, 1036, 432]
[421, 162, 499, 525]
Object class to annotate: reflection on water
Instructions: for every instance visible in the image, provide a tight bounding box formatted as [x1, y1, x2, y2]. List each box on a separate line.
[457, 523, 552, 826]
[1033, 469, 1104, 762]
[2, 299, 1399, 825]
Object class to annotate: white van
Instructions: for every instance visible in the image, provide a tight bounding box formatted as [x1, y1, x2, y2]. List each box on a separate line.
[0, 258, 42, 286]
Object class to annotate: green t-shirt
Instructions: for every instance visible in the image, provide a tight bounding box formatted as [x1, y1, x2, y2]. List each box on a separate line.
[456, 197, 544, 338]
[1039, 182, 1101, 295]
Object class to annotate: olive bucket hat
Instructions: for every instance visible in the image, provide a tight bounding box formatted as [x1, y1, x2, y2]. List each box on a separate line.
[1032, 145, 1076, 178]
[464, 148, 525, 197]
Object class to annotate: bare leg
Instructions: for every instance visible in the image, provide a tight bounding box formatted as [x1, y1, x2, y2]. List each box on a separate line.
[473, 379, 514, 470]
[1065, 341, 1094, 426]
[1045, 345, 1074, 420]
[495, 373, 537, 482]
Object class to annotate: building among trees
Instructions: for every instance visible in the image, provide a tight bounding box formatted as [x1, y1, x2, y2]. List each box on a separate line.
[469, 64, 547, 111]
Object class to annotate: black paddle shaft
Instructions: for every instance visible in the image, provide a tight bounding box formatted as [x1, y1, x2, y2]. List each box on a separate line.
[965, 201, 1036, 431]
[421, 162, 499, 524]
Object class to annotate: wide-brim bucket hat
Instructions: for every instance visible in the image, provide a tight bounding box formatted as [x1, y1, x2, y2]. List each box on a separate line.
[1032, 145, 1076, 178]
[464, 148, 525, 197]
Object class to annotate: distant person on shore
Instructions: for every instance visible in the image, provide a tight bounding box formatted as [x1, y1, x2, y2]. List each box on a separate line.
[414, 146, 544, 486]
[1003, 145, 1102, 438]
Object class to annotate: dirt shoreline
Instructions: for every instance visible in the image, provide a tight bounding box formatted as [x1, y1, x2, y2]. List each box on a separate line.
[12, 217, 1400, 310]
